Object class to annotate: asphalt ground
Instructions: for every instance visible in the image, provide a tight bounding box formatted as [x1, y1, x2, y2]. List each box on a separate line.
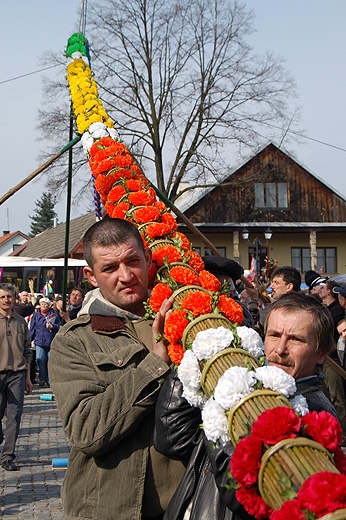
[0, 385, 70, 519]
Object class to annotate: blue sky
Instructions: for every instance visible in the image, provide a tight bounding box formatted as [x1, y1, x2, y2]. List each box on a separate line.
[1, 0, 346, 235]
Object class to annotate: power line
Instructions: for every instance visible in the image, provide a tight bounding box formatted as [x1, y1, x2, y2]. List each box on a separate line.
[1, 62, 345, 155]
[0, 64, 60, 86]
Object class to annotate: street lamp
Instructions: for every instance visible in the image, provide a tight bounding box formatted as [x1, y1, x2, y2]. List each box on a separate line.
[241, 228, 273, 278]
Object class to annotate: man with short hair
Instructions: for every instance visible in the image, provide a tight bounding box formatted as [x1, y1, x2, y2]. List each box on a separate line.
[12, 290, 35, 318]
[0, 283, 32, 471]
[259, 265, 301, 329]
[58, 287, 85, 322]
[49, 218, 185, 520]
[333, 285, 346, 311]
[337, 317, 346, 369]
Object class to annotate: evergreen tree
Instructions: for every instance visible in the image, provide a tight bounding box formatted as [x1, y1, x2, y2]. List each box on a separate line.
[29, 193, 57, 237]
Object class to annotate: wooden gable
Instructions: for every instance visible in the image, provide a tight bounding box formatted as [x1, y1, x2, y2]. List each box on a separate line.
[184, 143, 346, 224]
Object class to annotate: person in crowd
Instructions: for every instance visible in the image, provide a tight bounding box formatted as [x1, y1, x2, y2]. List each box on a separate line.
[12, 290, 35, 318]
[333, 284, 346, 311]
[155, 292, 337, 520]
[337, 317, 346, 369]
[0, 283, 32, 471]
[29, 303, 41, 385]
[318, 280, 346, 441]
[49, 218, 185, 520]
[258, 265, 301, 330]
[29, 297, 61, 387]
[202, 255, 254, 328]
[304, 270, 329, 299]
[58, 287, 85, 322]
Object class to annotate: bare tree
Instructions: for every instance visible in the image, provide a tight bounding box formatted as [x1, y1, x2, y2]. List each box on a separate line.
[38, 0, 298, 205]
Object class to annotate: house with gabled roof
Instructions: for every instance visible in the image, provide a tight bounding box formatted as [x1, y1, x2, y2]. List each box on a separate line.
[10, 212, 97, 259]
[175, 142, 346, 277]
[0, 231, 29, 256]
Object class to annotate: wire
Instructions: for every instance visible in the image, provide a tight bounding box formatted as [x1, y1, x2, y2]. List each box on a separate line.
[0, 64, 60, 85]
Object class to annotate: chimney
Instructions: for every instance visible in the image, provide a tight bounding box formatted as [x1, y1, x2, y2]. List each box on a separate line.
[3, 231, 10, 235]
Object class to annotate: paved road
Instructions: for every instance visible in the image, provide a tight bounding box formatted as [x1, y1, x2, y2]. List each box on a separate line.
[0, 386, 70, 519]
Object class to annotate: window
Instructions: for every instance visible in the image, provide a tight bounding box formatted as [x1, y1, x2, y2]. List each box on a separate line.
[291, 247, 336, 273]
[204, 247, 226, 257]
[254, 182, 288, 208]
[317, 248, 336, 273]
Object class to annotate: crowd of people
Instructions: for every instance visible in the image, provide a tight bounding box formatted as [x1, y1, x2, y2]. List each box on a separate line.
[1, 218, 346, 520]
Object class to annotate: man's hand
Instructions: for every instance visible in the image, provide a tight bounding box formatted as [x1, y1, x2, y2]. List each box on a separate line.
[25, 373, 33, 395]
[152, 297, 174, 364]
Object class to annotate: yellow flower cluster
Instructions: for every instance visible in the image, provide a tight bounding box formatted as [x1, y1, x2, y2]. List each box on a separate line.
[67, 58, 114, 134]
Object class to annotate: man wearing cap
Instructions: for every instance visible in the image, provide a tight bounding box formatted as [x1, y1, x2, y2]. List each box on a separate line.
[333, 285, 346, 311]
[202, 255, 254, 327]
[304, 270, 329, 299]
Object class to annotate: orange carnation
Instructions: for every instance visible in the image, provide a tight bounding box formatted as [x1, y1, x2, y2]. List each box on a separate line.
[198, 270, 221, 292]
[169, 266, 200, 286]
[161, 212, 178, 231]
[133, 206, 161, 224]
[185, 250, 205, 273]
[149, 283, 174, 313]
[167, 344, 185, 365]
[110, 202, 130, 219]
[172, 231, 191, 251]
[128, 189, 156, 207]
[152, 245, 182, 267]
[126, 179, 149, 192]
[180, 291, 213, 317]
[146, 223, 173, 240]
[107, 185, 127, 203]
[217, 294, 244, 324]
[164, 309, 189, 344]
[94, 174, 117, 195]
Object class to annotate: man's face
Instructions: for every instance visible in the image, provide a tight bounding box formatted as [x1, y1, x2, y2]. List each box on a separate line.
[337, 321, 346, 340]
[20, 291, 30, 303]
[84, 238, 152, 316]
[338, 294, 346, 310]
[0, 289, 13, 316]
[264, 308, 326, 379]
[270, 276, 292, 300]
[318, 284, 327, 301]
[69, 290, 84, 307]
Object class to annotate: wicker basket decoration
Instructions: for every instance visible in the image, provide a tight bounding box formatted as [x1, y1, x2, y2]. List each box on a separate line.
[137, 221, 158, 236]
[171, 285, 212, 310]
[320, 510, 346, 520]
[149, 239, 175, 254]
[258, 437, 339, 510]
[227, 389, 292, 447]
[200, 348, 261, 398]
[181, 313, 233, 350]
[156, 262, 199, 284]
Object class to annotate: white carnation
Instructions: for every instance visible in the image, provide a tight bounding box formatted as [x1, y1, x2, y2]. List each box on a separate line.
[177, 350, 205, 407]
[202, 398, 230, 445]
[255, 365, 296, 397]
[107, 127, 120, 141]
[81, 132, 94, 154]
[289, 394, 309, 416]
[214, 366, 257, 410]
[192, 327, 234, 361]
[237, 326, 264, 359]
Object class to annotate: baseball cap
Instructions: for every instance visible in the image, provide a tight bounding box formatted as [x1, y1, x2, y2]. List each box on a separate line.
[332, 286, 346, 299]
[39, 297, 51, 304]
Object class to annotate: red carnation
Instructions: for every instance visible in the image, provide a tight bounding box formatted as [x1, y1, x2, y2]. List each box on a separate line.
[251, 407, 301, 445]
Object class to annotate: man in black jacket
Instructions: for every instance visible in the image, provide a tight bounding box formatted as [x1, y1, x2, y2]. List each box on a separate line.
[155, 292, 337, 520]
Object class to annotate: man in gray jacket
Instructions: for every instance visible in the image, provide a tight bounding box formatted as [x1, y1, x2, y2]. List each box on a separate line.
[0, 283, 32, 471]
[49, 218, 184, 520]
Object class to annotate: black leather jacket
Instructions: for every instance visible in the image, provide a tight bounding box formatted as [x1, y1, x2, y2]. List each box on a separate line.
[154, 370, 235, 520]
[154, 371, 337, 520]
